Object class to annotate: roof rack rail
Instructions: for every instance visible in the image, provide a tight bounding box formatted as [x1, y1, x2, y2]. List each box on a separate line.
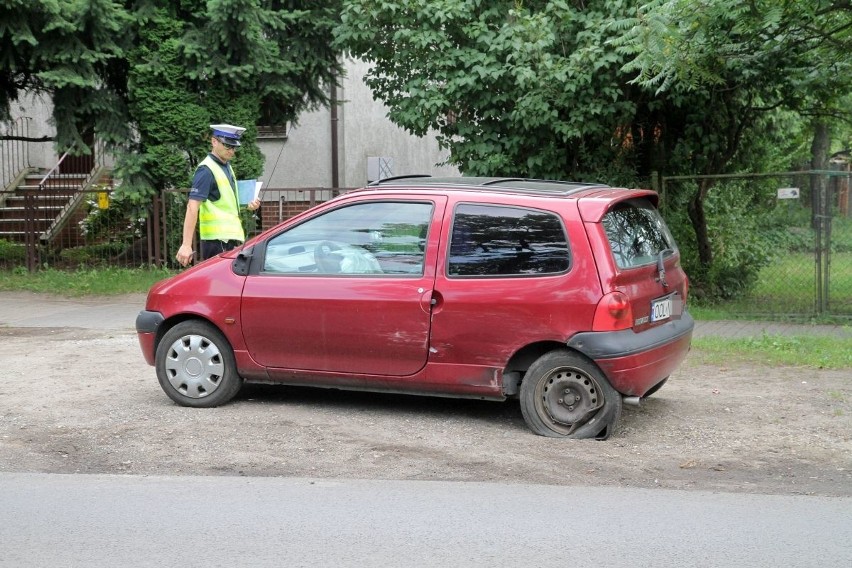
[483, 177, 608, 188]
[368, 174, 432, 187]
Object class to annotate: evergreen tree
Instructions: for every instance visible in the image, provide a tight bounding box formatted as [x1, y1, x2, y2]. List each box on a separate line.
[1, 0, 343, 201]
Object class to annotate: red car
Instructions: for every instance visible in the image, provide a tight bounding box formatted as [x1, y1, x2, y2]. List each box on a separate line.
[136, 176, 692, 439]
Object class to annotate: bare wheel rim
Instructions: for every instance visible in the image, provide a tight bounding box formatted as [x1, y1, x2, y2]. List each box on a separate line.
[534, 366, 604, 435]
[163, 333, 225, 399]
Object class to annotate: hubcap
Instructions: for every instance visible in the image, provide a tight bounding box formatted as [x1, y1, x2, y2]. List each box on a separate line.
[164, 334, 224, 398]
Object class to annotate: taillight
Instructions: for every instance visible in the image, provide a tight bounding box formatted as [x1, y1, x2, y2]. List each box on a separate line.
[592, 291, 633, 331]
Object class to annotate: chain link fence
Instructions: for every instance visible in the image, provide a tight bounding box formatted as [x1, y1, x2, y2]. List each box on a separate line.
[660, 170, 851, 320]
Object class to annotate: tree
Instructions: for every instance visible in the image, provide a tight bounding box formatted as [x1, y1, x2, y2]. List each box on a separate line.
[613, 0, 852, 268]
[335, 0, 641, 184]
[335, 0, 852, 294]
[0, 0, 132, 148]
[1, 0, 343, 200]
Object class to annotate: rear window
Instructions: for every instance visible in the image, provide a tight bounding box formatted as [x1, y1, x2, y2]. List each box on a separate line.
[448, 204, 570, 277]
[602, 199, 676, 269]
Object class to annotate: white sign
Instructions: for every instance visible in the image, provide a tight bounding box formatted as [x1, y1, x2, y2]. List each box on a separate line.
[777, 187, 800, 199]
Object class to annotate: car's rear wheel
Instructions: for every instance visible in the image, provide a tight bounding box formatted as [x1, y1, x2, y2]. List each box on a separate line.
[155, 320, 242, 407]
[520, 350, 622, 439]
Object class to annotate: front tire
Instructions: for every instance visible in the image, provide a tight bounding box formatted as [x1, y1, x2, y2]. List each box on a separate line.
[155, 320, 242, 407]
[520, 350, 621, 439]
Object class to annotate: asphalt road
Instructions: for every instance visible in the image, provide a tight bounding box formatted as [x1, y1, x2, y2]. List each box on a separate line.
[2, 473, 851, 568]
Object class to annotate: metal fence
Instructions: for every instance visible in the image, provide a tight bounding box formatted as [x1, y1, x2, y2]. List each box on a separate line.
[0, 117, 32, 196]
[659, 169, 851, 319]
[0, 185, 349, 270]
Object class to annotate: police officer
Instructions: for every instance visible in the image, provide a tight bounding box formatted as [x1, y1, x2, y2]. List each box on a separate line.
[176, 124, 261, 267]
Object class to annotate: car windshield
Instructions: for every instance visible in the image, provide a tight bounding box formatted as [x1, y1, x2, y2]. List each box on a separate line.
[602, 199, 676, 269]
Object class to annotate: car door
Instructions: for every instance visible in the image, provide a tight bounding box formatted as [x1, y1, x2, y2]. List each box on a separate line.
[240, 197, 446, 376]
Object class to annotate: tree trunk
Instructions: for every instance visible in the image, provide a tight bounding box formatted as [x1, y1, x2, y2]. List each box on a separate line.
[687, 180, 713, 272]
[810, 121, 830, 227]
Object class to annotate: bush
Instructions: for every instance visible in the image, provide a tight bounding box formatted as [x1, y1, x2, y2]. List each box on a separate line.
[664, 180, 779, 300]
[0, 239, 26, 263]
[58, 243, 128, 266]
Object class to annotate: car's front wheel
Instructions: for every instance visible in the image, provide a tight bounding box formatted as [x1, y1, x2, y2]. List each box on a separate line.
[520, 349, 621, 439]
[155, 320, 242, 407]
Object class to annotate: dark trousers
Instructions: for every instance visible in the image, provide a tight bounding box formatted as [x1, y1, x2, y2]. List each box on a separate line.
[200, 239, 242, 260]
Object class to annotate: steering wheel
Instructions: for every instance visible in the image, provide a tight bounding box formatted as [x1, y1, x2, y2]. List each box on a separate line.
[314, 240, 343, 273]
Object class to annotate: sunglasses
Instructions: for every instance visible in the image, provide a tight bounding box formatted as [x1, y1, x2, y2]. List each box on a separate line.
[216, 137, 239, 150]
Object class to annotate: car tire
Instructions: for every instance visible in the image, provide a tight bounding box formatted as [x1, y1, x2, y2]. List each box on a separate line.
[520, 349, 622, 440]
[155, 320, 242, 407]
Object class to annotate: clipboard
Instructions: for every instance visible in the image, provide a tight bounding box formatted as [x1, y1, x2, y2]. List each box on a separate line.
[237, 179, 262, 205]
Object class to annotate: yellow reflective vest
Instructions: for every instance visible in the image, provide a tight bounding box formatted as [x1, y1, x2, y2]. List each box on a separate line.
[197, 155, 244, 242]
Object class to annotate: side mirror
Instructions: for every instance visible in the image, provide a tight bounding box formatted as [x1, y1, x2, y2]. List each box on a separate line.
[232, 245, 254, 276]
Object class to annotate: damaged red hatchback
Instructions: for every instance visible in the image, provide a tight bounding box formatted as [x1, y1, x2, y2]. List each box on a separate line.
[136, 176, 693, 439]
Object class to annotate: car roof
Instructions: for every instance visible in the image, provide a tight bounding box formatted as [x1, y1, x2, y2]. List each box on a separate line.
[362, 175, 611, 197]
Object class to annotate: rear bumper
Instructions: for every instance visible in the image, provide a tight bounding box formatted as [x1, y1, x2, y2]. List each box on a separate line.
[135, 310, 164, 366]
[566, 312, 694, 396]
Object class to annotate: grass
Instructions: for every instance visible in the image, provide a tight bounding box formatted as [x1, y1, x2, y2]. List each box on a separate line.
[690, 334, 852, 369]
[690, 250, 852, 323]
[0, 266, 174, 296]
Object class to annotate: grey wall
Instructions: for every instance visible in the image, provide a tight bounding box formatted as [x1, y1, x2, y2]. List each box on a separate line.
[260, 58, 458, 190]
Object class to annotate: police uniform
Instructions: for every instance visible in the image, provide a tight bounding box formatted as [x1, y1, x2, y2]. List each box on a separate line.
[190, 124, 247, 259]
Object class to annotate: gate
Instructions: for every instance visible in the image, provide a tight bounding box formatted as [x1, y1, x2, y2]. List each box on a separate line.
[658, 170, 851, 319]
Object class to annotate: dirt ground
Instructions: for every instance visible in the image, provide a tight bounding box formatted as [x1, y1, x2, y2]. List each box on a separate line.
[0, 327, 849, 496]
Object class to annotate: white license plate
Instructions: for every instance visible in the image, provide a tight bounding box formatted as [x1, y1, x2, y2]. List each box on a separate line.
[650, 295, 673, 322]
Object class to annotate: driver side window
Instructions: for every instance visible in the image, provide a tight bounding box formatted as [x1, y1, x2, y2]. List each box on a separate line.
[263, 201, 434, 276]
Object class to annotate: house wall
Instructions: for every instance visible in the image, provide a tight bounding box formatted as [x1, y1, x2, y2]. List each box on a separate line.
[9, 93, 57, 170]
[259, 58, 458, 191]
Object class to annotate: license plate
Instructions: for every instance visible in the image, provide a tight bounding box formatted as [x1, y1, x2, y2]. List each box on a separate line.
[650, 295, 673, 322]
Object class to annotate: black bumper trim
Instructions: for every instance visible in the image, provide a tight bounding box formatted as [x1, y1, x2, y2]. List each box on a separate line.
[136, 310, 165, 334]
[567, 311, 694, 359]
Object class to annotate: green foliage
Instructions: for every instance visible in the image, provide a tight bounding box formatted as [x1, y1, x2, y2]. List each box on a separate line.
[78, 191, 146, 242]
[0, 238, 25, 264]
[336, 1, 639, 181]
[335, 0, 851, 301]
[3, 1, 343, 203]
[664, 180, 776, 299]
[0, 0, 133, 150]
[58, 242, 127, 266]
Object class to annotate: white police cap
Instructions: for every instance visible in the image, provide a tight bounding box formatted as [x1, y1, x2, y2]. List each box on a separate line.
[210, 124, 246, 146]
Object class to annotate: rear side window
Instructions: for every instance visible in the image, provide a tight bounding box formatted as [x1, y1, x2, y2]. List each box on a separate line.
[448, 204, 570, 277]
[603, 199, 676, 269]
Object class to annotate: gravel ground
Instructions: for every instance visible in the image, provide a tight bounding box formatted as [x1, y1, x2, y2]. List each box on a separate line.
[0, 327, 850, 496]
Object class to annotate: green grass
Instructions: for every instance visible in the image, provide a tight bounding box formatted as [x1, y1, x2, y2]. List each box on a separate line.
[690, 334, 852, 369]
[691, 250, 852, 323]
[0, 266, 174, 296]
